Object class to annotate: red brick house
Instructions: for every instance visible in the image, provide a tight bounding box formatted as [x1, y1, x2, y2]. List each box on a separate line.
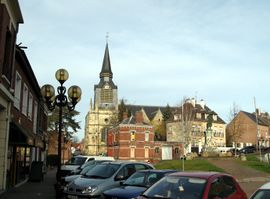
[226, 110, 270, 148]
[7, 46, 48, 188]
[47, 131, 72, 164]
[0, 0, 23, 191]
[107, 111, 183, 163]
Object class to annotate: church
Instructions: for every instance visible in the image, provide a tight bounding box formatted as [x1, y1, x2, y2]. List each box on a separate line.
[83, 43, 226, 158]
[84, 43, 118, 155]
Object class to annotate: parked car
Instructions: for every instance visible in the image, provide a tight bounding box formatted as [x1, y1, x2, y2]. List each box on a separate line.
[249, 181, 270, 199]
[60, 155, 114, 178]
[102, 169, 177, 199]
[63, 161, 154, 198]
[70, 157, 114, 175]
[137, 171, 247, 199]
[239, 146, 256, 154]
[228, 148, 240, 155]
[60, 160, 113, 190]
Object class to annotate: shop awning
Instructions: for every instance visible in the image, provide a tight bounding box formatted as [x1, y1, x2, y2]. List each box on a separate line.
[9, 122, 35, 146]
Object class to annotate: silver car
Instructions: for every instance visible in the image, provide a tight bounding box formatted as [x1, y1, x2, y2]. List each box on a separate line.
[63, 161, 154, 198]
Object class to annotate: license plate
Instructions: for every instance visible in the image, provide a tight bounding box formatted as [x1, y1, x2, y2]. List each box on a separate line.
[67, 195, 78, 199]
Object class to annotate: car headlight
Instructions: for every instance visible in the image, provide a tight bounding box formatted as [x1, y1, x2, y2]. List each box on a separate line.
[63, 185, 68, 192]
[82, 185, 98, 194]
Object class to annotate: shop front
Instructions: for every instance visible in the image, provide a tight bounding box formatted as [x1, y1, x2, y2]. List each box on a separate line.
[7, 122, 35, 188]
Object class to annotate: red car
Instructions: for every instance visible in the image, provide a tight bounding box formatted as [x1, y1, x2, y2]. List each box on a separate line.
[138, 171, 247, 199]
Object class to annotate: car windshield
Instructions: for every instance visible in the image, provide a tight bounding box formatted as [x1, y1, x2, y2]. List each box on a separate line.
[124, 172, 163, 187]
[80, 164, 97, 175]
[85, 164, 120, 178]
[80, 160, 95, 169]
[250, 189, 270, 199]
[142, 176, 206, 199]
[66, 157, 88, 165]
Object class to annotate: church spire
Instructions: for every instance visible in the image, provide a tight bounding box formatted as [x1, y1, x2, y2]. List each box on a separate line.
[100, 42, 113, 79]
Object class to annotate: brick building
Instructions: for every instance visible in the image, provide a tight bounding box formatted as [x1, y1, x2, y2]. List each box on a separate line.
[0, 0, 23, 192]
[226, 110, 270, 148]
[7, 46, 48, 188]
[107, 112, 183, 163]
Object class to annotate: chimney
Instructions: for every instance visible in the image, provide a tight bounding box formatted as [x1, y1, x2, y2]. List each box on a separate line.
[123, 112, 128, 120]
[191, 98, 196, 107]
[135, 111, 144, 124]
[199, 99, 205, 109]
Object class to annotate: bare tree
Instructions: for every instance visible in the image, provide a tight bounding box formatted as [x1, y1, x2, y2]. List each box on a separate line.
[177, 98, 195, 154]
[227, 102, 243, 155]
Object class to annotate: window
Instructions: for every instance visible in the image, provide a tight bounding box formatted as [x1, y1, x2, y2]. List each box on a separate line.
[130, 131, 136, 141]
[145, 131, 149, 141]
[14, 72, 22, 109]
[155, 147, 160, 153]
[196, 113, 201, 119]
[100, 88, 113, 103]
[2, 31, 14, 81]
[145, 147, 149, 158]
[22, 84, 28, 115]
[33, 101, 38, 134]
[175, 148, 179, 154]
[101, 128, 107, 142]
[130, 147, 135, 158]
[28, 93, 33, 120]
[209, 176, 236, 199]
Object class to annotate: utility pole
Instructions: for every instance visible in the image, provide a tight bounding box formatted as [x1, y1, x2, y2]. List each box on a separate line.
[254, 97, 262, 161]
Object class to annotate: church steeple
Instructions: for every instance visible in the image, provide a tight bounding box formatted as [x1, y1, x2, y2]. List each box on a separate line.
[100, 43, 113, 79]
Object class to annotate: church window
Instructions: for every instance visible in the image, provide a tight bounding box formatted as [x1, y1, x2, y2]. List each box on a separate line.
[101, 88, 113, 103]
[101, 128, 107, 142]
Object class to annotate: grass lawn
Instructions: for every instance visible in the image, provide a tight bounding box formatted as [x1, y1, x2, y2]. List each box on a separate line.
[236, 154, 270, 173]
[154, 159, 224, 172]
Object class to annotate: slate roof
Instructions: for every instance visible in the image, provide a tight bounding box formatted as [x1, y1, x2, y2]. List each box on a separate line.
[241, 111, 270, 126]
[126, 104, 166, 121]
[125, 104, 226, 124]
[120, 115, 150, 125]
[100, 43, 113, 78]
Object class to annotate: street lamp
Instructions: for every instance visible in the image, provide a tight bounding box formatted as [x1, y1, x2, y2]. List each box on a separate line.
[41, 69, 81, 183]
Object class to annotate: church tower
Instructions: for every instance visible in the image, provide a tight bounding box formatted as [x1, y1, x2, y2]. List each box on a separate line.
[84, 43, 118, 155]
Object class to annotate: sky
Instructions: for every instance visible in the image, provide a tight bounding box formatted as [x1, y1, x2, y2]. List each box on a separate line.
[17, 0, 270, 141]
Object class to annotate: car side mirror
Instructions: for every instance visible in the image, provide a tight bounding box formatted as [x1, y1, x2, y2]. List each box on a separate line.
[115, 174, 125, 181]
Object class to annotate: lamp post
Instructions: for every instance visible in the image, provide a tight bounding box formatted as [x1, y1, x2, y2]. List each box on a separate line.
[41, 69, 81, 183]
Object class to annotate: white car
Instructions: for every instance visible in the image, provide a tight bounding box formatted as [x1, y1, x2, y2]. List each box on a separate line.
[60, 155, 114, 177]
[250, 182, 270, 199]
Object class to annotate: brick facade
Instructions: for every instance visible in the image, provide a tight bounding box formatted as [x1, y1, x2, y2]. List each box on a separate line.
[226, 111, 270, 148]
[107, 112, 183, 163]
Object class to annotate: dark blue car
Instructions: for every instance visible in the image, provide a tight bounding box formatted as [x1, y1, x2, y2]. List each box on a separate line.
[102, 169, 177, 199]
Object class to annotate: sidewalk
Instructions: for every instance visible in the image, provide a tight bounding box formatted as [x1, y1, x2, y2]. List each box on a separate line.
[1, 168, 57, 199]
